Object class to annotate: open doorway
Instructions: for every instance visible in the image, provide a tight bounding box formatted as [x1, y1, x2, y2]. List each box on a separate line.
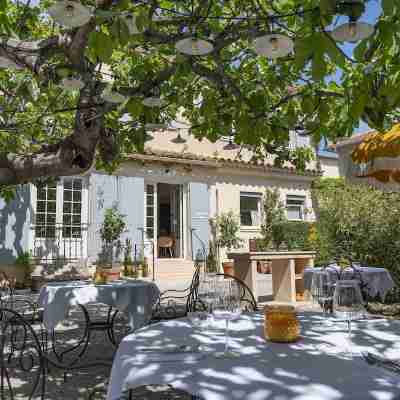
[157, 183, 183, 258]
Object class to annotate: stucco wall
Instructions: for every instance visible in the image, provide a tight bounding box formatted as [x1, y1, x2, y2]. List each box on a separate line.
[319, 157, 340, 178]
[211, 176, 314, 261]
[0, 185, 31, 265]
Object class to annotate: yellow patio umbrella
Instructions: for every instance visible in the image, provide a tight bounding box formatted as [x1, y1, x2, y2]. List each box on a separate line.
[350, 123, 400, 183]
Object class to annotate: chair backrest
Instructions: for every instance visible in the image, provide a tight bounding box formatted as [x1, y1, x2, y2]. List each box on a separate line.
[0, 308, 46, 400]
[158, 236, 173, 248]
[0, 295, 42, 325]
[215, 273, 258, 312]
[186, 262, 202, 313]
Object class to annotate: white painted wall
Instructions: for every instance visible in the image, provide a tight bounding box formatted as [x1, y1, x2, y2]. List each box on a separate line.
[319, 157, 340, 178]
[212, 177, 314, 261]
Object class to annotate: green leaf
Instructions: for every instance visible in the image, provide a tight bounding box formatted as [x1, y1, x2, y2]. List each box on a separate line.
[382, 0, 396, 15]
[320, 0, 335, 16]
[312, 50, 327, 81]
[110, 17, 130, 46]
[322, 36, 346, 68]
[350, 91, 368, 120]
[135, 11, 149, 32]
[302, 96, 315, 114]
[89, 31, 114, 62]
[353, 39, 368, 62]
[294, 37, 313, 70]
[126, 98, 143, 118]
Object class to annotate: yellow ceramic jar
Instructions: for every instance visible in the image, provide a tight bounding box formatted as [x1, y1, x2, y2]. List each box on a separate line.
[264, 303, 301, 343]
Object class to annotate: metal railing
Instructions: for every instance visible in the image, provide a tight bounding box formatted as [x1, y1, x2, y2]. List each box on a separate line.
[31, 223, 88, 265]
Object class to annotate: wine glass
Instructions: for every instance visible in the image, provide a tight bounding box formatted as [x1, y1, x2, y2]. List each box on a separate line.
[197, 277, 216, 313]
[212, 280, 241, 358]
[187, 311, 209, 352]
[311, 270, 334, 322]
[333, 280, 364, 356]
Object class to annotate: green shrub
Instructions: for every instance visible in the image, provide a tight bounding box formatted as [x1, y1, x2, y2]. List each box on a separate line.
[258, 188, 313, 251]
[312, 177, 400, 288]
[14, 251, 33, 285]
[281, 221, 314, 251]
[261, 188, 286, 249]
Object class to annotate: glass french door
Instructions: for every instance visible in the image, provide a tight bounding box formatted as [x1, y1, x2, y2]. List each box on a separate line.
[143, 183, 157, 259]
[144, 182, 185, 259]
[170, 185, 183, 258]
[32, 178, 87, 263]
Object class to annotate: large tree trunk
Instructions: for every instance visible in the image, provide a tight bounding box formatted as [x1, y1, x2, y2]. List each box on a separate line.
[0, 91, 104, 185]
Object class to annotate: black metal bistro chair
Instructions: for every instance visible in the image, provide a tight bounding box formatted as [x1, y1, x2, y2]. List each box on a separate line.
[214, 273, 258, 312]
[151, 263, 202, 322]
[0, 307, 112, 400]
[316, 259, 372, 313]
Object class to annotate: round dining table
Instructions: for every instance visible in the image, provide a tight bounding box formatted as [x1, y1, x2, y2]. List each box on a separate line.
[303, 265, 395, 300]
[107, 312, 400, 400]
[38, 279, 160, 331]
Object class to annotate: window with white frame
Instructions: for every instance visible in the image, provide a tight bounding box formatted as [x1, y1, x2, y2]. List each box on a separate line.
[286, 195, 306, 221]
[35, 178, 84, 239]
[240, 192, 262, 226]
[62, 179, 83, 238]
[35, 182, 57, 238]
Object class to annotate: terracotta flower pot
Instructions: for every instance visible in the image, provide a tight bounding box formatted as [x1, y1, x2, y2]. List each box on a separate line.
[222, 261, 234, 277]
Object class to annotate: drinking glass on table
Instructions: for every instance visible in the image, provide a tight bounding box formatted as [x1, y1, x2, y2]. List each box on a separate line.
[187, 311, 209, 352]
[333, 280, 364, 356]
[197, 277, 217, 313]
[212, 279, 242, 358]
[311, 270, 334, 322]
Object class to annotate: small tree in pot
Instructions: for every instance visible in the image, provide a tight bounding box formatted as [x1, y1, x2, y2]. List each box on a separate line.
[213, 211, 243, 275]
[98, 206, 126, 269]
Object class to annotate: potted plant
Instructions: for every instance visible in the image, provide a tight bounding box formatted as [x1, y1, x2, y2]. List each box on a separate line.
[206, 243, 218, 274]
[98, 206, 126, 280]
[123, 238, 134, 277]
[135, 248, 145, 278]
[14, 251, 34, 288]
[213, 211, 243, 275]
[142, 257, 149, 278]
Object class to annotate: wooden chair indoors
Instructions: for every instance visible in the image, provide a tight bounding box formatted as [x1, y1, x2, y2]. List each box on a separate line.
[158, 236, 174, 258]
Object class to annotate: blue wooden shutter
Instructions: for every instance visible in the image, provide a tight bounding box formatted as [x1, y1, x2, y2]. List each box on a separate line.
[118, 177, 144, 245]
[189, 182, 209, 260]
[88, 174, 144, 261]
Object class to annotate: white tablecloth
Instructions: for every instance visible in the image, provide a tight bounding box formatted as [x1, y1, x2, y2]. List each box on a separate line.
[107, 312, 400, 400]
[38, 280, 160, 331]
[303, 266, 395, 299]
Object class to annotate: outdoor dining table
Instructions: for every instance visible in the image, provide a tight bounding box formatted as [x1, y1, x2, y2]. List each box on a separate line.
[303, 265, 395, 300]
[38, 279, 160, 331]
[107, 312, 400, 400]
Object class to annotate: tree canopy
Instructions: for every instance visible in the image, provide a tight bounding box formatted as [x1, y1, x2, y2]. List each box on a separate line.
[0, 0, 398, 187]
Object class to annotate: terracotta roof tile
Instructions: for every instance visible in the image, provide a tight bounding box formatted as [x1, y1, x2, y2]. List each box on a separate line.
[127, 149, 320, 177]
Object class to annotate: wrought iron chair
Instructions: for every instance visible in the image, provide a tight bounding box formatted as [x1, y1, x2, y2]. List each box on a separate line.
[0, 307, 112, 400]
[318, 259, 371, 312]
[51, 302, 128, 374]
[214, 273, 258, 312]
[151, 263, 201, 321]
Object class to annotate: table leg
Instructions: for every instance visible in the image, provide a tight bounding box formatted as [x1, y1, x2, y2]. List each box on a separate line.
[272, 258, 296, 303]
